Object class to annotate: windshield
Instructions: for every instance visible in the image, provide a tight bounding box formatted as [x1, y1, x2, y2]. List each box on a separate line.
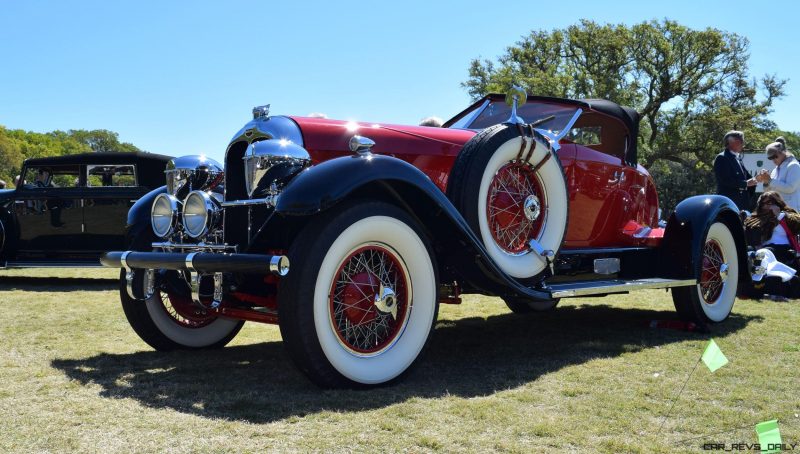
[449, 100, 582, 136]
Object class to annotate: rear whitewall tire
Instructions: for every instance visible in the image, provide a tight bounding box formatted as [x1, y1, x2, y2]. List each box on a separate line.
[672, 222, 738, 323]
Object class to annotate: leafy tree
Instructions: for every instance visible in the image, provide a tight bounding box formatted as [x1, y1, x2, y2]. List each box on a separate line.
[463, 19, 789, 211]
[67, 129, 141, 153]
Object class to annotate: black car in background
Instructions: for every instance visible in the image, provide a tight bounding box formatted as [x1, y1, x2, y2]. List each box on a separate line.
[0, 152, 172, 267]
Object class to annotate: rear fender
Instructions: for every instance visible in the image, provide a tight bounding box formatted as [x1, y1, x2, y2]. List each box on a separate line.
[659, 195, 747, 282]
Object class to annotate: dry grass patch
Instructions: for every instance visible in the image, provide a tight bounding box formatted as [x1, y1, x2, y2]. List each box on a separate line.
[0, 269, 798, 452]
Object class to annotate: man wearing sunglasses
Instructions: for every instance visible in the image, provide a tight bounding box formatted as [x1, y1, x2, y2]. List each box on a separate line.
[714, 130, 757, 210]
[761, 137, 800, 210]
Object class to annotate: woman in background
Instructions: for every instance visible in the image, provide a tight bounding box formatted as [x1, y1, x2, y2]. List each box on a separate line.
[760, 137, 800, 211]
[744, 191, 800, 298]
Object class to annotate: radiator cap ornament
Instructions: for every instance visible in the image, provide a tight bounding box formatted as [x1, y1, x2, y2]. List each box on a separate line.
[252, 104, 270, 119]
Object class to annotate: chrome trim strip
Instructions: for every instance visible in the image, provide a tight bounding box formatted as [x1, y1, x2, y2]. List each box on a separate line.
[220, 196, 276, 207]
[549, 278, 696, 298]
[152, 241, 237, 252]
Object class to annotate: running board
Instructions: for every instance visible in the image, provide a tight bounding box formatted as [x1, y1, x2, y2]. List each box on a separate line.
[549, 278, 696, 298]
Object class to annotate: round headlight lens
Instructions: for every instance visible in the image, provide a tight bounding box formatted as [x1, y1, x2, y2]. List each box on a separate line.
[151, 193, 180, 238]
[182, 191, 219, 238]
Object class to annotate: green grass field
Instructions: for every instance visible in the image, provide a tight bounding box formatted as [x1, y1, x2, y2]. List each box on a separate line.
[0, 268, 798, 453]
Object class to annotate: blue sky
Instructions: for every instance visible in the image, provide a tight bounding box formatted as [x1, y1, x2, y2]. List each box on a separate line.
[1, 1, 797, 163]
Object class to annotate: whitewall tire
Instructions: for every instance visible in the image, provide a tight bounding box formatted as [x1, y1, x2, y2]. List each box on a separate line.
[448, 125, 568, 279]
[672, 222, 738, 323]
[278, 202, 438, 388]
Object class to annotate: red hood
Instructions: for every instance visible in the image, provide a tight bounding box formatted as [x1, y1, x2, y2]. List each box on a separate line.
[289, 116, 476, 158]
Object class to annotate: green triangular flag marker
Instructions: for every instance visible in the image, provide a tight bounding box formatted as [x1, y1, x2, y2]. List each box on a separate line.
[755, 420, 781, 454]
[701, 339, 728, 372]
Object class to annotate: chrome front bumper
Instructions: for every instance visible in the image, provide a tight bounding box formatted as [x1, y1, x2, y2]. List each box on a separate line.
[100, 250, 289, 303]
[101, 250, 289, 275]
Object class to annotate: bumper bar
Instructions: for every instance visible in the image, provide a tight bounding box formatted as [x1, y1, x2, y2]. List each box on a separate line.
[101, 251, 290, 276]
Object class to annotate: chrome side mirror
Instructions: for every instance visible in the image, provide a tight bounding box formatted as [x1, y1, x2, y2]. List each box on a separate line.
[504, 85, 527, 125]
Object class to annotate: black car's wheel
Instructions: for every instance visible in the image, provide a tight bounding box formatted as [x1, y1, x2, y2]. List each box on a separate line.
[278, 201, 438, 388]
[672, 222, 739, 323]
[503, 297, 560, 313]
[448, 124, 568, 280]
[119, 232, 243, 351]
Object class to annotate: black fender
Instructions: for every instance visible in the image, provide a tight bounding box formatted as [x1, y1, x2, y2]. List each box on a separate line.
[125, 186, 166, 246]
[271, 153, 552, 301]
[659, 195, 748, 282]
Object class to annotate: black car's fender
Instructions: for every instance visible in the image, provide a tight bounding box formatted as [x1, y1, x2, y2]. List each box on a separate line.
[125, 186, 166, 246]
[659, 195, 748, 282]
[270, 153, 552, 301]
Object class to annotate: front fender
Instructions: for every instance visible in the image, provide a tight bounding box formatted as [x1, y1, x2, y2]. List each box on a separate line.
[272, 154, 553, 301]
[659, 195, 747, 282]
[275, 154, 439, 215]
[125, 185, 166, 245]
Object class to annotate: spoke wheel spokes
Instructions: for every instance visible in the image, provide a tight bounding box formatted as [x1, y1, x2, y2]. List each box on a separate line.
[158, 290, 216, 328]
[487, 162, 545, 254]
[700, 239, 725, 304]
[329, 245, 410, 355]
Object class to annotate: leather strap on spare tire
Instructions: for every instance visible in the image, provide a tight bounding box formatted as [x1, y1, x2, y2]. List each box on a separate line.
[447, 123, 569, 280]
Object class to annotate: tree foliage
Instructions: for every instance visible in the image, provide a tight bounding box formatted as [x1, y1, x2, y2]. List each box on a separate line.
[0, 126, 142, 188]
[463, 19, 791, 211]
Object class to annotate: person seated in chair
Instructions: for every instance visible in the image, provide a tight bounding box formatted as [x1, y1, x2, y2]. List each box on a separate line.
[744, 191, 800, 298]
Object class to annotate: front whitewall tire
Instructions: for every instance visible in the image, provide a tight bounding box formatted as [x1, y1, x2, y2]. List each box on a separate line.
[312, 216, 437, 384]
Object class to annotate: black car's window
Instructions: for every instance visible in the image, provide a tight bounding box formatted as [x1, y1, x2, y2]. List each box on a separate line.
[87, 165, 137, 187]
[23, 165, 81, 188]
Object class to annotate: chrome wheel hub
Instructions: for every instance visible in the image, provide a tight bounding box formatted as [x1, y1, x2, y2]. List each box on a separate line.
[523, 194, 541, 222]
[374, 284, 398, 320]
[719, 263, 729, 282]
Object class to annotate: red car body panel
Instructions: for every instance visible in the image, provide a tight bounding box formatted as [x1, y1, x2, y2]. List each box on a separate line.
[290, 115, 662, 249]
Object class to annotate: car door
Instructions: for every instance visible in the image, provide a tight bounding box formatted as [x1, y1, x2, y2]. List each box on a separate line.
[82, 163, 148, 252]
[14, 164, 84, 256]
[561, 118, 632, 248]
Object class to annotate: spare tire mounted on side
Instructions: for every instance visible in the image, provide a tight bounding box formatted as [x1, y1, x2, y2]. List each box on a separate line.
[448, 123, 569, 281]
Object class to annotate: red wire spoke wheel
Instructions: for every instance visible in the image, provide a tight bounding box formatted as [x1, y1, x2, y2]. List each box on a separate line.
[447, 124, 569, 279]
[672, 221, 738, 324]
[699, 239, 725, 304]
[277, 202, 438, 387]
[329, 245, 410, 356]
[486, 162, 545, 254]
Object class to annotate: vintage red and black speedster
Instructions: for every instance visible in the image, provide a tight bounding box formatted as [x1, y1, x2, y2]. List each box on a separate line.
[101, 91, 747, 387]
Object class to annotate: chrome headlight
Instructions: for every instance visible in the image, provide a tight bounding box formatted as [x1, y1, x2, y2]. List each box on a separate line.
[244, 140, 311, 198]
[165, 155, 224, 197]
[182, 190, 221, 238]
[151, 193, 180, 238]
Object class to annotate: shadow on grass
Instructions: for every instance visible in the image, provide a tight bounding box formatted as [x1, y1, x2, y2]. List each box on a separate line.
[51, 303, 760, 423]
[0, 276, 116, 291]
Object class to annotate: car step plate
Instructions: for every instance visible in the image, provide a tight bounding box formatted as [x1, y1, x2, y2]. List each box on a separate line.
[549, 278, 696, 298]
